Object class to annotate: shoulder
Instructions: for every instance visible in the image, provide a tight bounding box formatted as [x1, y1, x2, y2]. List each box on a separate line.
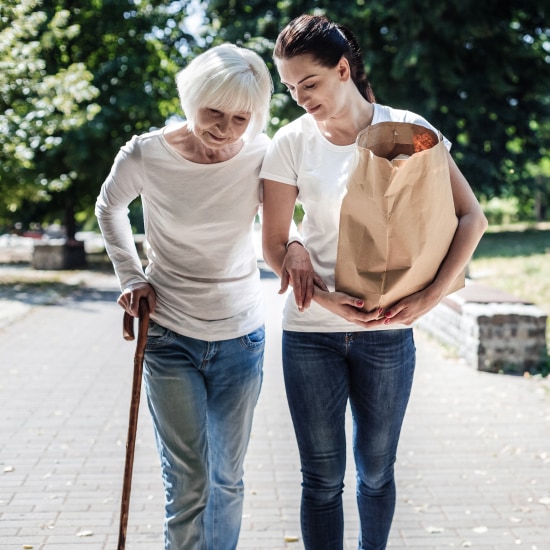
[120, 127, 165, 157]
[271, 114, 312, 143]
[372, 104, 428, 125]
[244, 132, 271, 158]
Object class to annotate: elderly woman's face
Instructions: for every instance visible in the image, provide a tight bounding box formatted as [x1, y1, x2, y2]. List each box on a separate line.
[194, 107, 251, 149]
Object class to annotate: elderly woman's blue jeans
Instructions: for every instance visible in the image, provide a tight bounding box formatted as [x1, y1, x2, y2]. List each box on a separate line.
[143, 321, 264, 550]
[282, 329, 415, 550]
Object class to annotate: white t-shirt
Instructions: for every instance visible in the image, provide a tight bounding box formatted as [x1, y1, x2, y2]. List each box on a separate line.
[96, 125, 270, 341]
[259, 103, 450, 332]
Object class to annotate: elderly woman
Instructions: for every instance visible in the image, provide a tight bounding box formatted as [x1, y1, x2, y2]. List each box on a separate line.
[95, 44, 272, 549]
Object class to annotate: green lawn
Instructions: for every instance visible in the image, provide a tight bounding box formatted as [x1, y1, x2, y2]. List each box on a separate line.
[468, 222, 550, 353]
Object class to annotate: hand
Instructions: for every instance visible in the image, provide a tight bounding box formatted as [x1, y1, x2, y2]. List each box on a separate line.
[314, 288, 380, 328]
[117, 282, 157, 317]
[280, 242, 328, 311]
[372, 286, 444, 327]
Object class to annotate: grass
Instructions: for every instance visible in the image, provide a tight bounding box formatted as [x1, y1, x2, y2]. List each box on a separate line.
[468, 222, 550, 370]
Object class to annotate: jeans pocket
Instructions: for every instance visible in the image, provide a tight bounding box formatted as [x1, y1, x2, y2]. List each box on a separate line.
[239, 325, 265, 352]
[146, 320, 174, 349]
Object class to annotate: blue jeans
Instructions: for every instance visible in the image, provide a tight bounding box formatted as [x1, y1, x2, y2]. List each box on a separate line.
[282, 329, 416, 550]
[143, 321, 264, 550]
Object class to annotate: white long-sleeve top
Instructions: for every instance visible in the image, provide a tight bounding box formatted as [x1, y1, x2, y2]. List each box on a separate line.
[95, 126, 270, 341]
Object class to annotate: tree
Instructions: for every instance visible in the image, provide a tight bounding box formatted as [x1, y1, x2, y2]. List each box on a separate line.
[203, 0, 550, 208]
[0, 0, 196, 237]
[0, 0, 100, 230]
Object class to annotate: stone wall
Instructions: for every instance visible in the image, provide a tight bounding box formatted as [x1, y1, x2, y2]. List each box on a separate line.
[417, 282, 548, 374]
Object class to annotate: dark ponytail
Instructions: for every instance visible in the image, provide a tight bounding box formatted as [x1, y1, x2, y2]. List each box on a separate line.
[336, 24, 376, 103]
[274, 14, 376, 103]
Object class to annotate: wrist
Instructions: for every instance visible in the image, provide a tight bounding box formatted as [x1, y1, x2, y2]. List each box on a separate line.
[286, 240, 304, 250]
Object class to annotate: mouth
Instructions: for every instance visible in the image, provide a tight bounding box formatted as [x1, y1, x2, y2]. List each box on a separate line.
[305, 105, 321, 115]
[209, 133, 226, 142]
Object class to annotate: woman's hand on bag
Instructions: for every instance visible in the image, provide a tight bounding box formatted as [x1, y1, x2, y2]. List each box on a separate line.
[373, 286, 444, 327]
[314, 288, 379, 326]
[117, 282, 157, 317]
[280, 242, 328, 311]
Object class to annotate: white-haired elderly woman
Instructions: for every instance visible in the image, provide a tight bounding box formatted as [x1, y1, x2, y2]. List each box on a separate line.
[96, 44, 273, 549]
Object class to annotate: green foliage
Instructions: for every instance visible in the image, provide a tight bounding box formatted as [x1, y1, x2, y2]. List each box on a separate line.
[481, 196, 521, 225]
[0, 0, 196, 236]
[0, 0, 100, 217]
[1, 0, 549, 232]
[473, 225, 550, 259]
[203, 0, 550, 204]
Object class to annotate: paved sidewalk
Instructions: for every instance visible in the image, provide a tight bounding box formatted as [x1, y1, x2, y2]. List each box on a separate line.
[0, 269, 549, 549]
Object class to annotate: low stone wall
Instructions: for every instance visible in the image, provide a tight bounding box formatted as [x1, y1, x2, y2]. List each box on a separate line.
[32, 240, 87, 270]
[416, 282, 548, 374]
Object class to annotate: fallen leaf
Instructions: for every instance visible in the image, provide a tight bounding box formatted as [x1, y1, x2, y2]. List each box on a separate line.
[284, 535, 299, 542]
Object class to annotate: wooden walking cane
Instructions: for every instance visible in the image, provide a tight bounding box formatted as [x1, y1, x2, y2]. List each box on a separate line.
[117, 298, 150, 550]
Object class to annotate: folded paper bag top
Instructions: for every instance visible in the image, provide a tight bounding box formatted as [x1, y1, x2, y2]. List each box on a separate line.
[335, 121, 464, 313]
[357, 120, 440, 161]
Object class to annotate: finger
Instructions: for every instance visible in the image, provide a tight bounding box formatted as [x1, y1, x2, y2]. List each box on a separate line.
[313, 275, 328, 292]
[383, 305, 413, 325]
[344, 295, 364, 309]
[147, 294, 156, 314]
[117, 295, 127, 310]
[117, 292, 131, 311]
[293, 277, 305, 311]
[130, 291, 143, 317]
[301, 276, 314, 310]
[279, 271, 290, 295]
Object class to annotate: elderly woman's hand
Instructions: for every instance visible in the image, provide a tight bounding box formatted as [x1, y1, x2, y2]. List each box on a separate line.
[279, 242, 328, 311]
[117, 282, 157, 318]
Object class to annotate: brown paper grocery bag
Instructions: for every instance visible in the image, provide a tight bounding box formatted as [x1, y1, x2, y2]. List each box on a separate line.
[335, 121, 464, 313]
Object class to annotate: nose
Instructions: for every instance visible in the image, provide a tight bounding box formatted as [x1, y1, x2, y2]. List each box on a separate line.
[294, 88, 308, 107]
[217, 116, 229, 133]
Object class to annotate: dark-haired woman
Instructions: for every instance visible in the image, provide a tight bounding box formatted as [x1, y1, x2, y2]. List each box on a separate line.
[260, 14, 487, 550]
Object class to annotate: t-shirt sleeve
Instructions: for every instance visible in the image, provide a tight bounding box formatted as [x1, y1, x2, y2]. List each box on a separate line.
[259, 130, 298, 186]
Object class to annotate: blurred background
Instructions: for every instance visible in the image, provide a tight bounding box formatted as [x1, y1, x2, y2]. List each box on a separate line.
[2, 0, 549, 236]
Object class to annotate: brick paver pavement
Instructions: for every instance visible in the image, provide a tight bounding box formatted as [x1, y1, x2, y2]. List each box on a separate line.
[1, 269, 549, 549]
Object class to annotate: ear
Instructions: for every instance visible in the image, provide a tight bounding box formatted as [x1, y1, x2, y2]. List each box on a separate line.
[337, 56, 351, 82]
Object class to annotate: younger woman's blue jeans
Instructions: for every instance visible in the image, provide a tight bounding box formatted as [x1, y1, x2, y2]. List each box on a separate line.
[282, 329, 416, 550]
[143, 321, 264, 549]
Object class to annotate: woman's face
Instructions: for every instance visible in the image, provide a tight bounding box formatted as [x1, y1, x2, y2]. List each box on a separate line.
[193, 107, 251, 149]
[276, 54, 350, 121]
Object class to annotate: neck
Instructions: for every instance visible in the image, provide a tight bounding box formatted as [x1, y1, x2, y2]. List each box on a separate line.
[164, 124, 244, 164]
[317, 98, 374, 146]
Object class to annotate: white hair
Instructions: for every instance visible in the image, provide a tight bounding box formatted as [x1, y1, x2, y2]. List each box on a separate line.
[176, 44, 273, 141]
